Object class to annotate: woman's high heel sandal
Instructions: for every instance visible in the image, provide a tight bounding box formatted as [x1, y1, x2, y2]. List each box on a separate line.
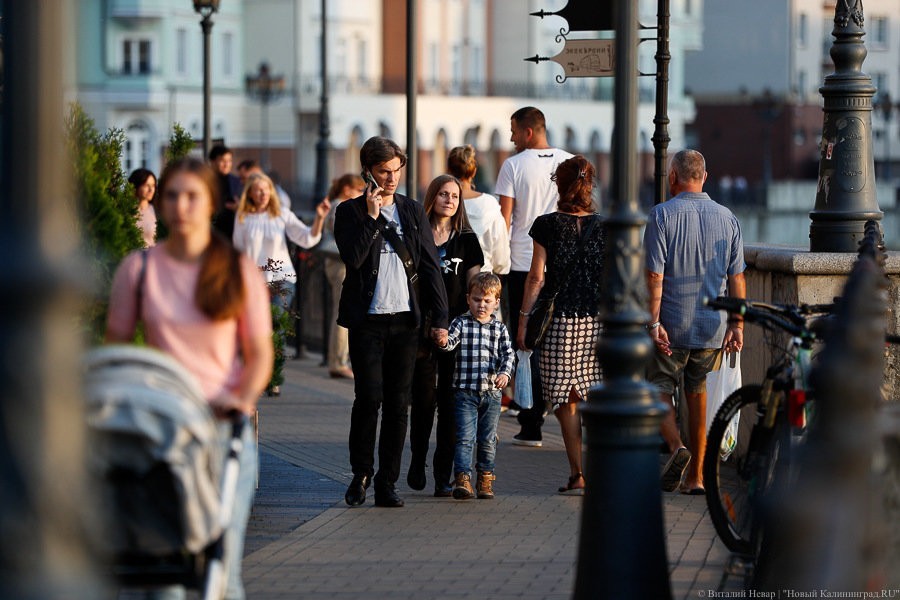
[558, 472, 585, 496]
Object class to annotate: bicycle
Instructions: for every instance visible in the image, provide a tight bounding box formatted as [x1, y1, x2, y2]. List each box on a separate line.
[701, 296, 833, 558]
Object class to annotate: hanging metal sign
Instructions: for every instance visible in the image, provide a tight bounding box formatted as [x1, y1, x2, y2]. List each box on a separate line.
[531, 0, 614, 32]
[549, 38, 615, 80]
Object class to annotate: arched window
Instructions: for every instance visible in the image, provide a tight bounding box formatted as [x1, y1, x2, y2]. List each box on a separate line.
[347, 125, 364, 173]
[433, 130, 448, 179]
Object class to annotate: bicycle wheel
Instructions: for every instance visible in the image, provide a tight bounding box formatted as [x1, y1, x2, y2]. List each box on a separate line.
[704, 384, 766, 556]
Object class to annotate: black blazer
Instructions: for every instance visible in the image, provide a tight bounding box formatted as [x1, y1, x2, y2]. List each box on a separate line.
[334, 193, 449, 330]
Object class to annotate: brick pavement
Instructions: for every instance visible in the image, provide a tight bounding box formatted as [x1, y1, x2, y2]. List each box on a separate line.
[242, 355, 745, 599]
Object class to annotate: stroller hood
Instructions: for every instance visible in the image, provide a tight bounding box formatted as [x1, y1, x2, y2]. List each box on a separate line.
[84, 345, 224, 555]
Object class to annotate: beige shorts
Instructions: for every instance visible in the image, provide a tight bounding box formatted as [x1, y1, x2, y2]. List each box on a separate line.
[647, 347, 722, 395]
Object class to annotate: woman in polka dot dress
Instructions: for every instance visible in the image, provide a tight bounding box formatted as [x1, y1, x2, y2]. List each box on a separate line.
[516, 155, 605, 495]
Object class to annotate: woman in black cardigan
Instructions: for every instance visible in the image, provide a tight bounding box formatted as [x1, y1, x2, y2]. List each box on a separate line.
[334, 136, 448, 508]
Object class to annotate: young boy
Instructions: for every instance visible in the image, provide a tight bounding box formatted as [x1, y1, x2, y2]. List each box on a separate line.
[437, 273, 515, 500]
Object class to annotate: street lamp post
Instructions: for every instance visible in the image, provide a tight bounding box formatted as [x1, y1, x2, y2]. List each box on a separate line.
[753, 88, 781, 202]
[874, 92, 893, 182]
[313, 0, 331, 203]
[193, 0, 221, 159]
[809, 0, 882, 252]
[246, 62, 286, 172]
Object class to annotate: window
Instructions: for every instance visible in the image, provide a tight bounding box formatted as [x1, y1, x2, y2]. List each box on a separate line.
[176, 28, 187, 75]
[872, 17, 888, 46]
[874, 72, 888, 96]
[797, 70, 807, 97]
[357, 38, 368, 81]
[122, 39, 152, 75]
[798, 13, 808, 47]
[471, 46, 483, 85]
[429, 43, 439, 85]
[222, 32, 234, 77]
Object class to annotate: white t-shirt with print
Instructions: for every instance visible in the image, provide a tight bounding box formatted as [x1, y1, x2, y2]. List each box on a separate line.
[495, 147, 573, 271]
[369, 204, 412, 314]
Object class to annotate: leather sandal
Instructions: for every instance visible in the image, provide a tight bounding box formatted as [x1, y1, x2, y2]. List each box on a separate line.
[558, 472, 585, 496]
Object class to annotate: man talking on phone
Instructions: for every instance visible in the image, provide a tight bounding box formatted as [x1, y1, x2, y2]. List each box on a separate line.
[334, 136, 449, 508]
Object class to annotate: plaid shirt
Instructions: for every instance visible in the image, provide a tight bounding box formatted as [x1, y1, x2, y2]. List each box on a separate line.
[441, 312, 515, 392]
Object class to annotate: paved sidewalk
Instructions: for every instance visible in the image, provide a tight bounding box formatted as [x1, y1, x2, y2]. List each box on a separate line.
[242, 355, 743, 599]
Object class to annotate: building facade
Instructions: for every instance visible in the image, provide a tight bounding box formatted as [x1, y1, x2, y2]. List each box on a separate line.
[684, 0, 899, 198]
[76, 0, 702, 207]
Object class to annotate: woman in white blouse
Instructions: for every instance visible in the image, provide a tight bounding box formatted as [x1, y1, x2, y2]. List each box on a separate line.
[233, 172, 330, 311]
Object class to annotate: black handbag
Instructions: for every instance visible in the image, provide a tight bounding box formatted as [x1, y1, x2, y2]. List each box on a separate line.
[524, 296, 555, 349]
[523, 216, 599, 349]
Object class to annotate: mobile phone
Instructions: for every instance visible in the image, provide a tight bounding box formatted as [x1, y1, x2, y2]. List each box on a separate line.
[365, 171, 378, 189]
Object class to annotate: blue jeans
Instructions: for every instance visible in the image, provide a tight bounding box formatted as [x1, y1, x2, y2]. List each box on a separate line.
[453, 389, 502, 476]
[141, 421, 257, 600]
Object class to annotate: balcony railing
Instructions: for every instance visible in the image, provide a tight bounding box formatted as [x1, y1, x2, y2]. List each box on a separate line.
[297, 75, 640, 102]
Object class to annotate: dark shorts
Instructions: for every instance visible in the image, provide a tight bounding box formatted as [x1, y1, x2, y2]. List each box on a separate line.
[647, 347, 722, 395]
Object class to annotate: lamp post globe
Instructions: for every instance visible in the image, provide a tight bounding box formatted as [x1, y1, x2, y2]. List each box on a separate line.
[193, 0, 220, 16]
[246, 62, 286, 171]
[194, 0, 221, 159]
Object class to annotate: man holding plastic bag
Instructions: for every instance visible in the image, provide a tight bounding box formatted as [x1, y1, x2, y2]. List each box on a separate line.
[644, 150, 746, 495]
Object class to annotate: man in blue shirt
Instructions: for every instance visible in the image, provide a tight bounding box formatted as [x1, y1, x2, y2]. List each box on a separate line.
[644, 149, 746, 495]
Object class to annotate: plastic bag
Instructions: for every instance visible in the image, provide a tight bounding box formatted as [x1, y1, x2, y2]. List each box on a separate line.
[514, 350, 533, 410]
[706, 351, 741, 461]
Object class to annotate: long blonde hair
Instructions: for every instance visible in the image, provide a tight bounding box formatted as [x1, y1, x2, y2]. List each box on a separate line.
[236, 173, 282, 222]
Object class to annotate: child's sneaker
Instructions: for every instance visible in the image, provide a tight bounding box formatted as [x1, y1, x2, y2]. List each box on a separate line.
[452, 473, 475, 500]
[476, 471, 495, 499]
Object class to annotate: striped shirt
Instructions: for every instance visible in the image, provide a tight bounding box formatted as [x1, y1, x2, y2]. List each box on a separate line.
[441, 313, 515, 392]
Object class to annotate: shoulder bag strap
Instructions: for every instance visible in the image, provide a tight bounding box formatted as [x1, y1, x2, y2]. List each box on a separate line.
[377, 215, 419, 283]
[136, 249, 148, 322]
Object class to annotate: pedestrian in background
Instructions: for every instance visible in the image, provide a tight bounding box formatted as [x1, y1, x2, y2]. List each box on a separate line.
[209, 145, 242, 242]
[517, 155, 604, 495]
[645, 149, 745, 495]
[335, 136, 448, 508]
[128, 167, 157, 247]
[496, 106, 573, 446]
[436, 272, 514, 500]
[321, 173, 366, 379]
[106, 157, 273, 599]
[408, 174, 483, 497]
[447, 145, 510, 278]
[236, 158, 293, 211]
[233, 172, 328, 315]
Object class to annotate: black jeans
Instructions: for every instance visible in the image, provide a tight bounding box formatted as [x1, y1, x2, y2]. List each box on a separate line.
[348, 313, 418, 489]
[410, 340, 456, 488]
[506, 270, 545, 434]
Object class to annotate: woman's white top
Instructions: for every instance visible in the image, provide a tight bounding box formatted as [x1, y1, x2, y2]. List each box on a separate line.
[233, 211, 321, 283]
[463, 193, 511, 275]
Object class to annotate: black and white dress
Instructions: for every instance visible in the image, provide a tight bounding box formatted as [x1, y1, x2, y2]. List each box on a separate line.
[529, 213, 605, 408]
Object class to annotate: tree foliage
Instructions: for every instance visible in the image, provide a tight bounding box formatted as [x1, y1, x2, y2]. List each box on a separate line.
[66, 104, 144, 343]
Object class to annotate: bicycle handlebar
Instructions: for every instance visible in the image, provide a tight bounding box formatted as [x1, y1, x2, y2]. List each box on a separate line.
[704, 296, 830, 339]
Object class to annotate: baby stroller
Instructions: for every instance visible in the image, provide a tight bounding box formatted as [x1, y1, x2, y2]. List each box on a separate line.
[84, 345, 248, 600]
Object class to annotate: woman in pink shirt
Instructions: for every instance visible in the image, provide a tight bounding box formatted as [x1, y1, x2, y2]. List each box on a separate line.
[106, 157, 273, 599]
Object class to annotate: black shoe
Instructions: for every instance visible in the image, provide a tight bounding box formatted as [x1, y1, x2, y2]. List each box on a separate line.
[344, 473, 371, 507]
[433, 473, 452, 497]
[511, 431, 542, 447]
[433, 485, 453, 498]
[373, 484, 405, 507]
[406, 460, 427, 491]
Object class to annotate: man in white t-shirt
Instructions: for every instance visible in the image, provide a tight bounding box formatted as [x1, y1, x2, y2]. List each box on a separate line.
[495, 106, 573, 447]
